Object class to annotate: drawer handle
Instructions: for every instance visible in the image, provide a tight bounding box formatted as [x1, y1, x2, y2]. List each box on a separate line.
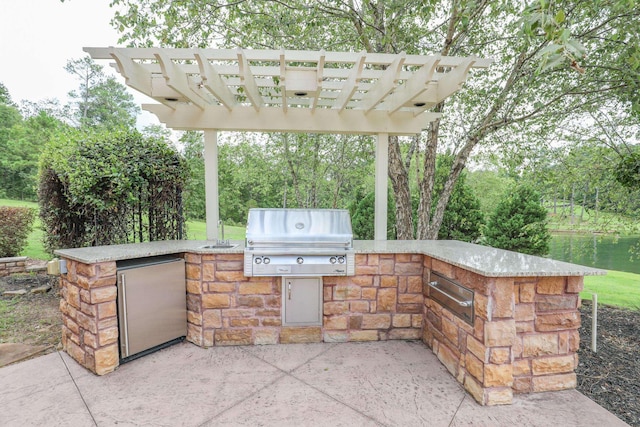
[428, 281, 472, 307]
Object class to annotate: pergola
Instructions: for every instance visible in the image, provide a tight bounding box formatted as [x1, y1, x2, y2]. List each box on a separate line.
[85, 47, 491, 240]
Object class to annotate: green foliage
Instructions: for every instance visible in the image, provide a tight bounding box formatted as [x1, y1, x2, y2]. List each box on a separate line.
[483, 184, 551, 255]
[350, 191, 397, 240]
[102, 0, 640, 240]
[180, 131, 375, 225]
[0, 206, 35, 257]
[614, 151, 640, 189]
[435, 165, 485, 242]
[0, 82, 13, 105]
[38, 128, 188, 252]
[467, 170, 515, 216]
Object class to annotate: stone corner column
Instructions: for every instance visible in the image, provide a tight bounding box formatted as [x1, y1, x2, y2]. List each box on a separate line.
[60, 258, 119, 375]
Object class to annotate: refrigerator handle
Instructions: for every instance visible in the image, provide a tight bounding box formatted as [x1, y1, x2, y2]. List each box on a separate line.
[120, 273, 130, 357]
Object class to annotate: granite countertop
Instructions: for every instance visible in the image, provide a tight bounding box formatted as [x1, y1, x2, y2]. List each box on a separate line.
[55, 239, 606, 278]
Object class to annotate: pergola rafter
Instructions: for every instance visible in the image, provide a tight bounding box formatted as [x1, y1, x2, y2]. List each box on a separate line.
[85, 47, 491, 241]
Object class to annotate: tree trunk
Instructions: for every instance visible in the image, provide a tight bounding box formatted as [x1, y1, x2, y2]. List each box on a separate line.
[570, 184, 575, 225]
[388, 136, 414, 239]
[594, 187, 599, 224]
[417, 113, 440, 239]
[283, 134, 303, 207]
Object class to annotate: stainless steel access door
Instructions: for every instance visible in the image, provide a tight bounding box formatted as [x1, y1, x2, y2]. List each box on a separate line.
[117, 257, 186, 359]
[282, 277, 323, 326]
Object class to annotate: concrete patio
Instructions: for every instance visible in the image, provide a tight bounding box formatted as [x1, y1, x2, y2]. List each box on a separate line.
[0, 340, 628, 426]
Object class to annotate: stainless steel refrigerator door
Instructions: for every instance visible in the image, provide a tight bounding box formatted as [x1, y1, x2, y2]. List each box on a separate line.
[117, 259, 186, 358]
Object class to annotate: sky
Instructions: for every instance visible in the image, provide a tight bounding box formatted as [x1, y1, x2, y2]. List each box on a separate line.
[0, 0, 157, 126]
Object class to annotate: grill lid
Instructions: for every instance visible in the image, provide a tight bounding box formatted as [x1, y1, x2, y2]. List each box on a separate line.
[245, 208, 353, 249]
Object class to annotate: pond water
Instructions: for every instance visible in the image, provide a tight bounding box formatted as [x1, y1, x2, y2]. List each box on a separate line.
[547, 233, 640, 274]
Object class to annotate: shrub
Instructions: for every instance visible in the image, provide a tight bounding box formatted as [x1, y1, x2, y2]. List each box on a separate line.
[351, 191, 397, 240]
[434, 156, 484, 242]
[38, 128, 188, 252]
[0, 206, 35, 257]
[483, 184, 551, 255]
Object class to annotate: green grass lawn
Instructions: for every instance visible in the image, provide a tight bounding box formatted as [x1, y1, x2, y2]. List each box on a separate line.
[185, 220, 245, 240]
[582, 270, 640, 310]
[0, 198, 49, 260]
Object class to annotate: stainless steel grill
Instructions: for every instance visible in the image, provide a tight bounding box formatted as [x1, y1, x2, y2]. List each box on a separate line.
[243, 208, 355, 277]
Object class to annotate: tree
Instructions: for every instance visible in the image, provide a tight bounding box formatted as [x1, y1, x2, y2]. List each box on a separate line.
[108, 0, 638, 240]
[0, 82, 14, 105]
[483, 184, 551, 256]
[0, 85, 68, 200]
[65, 56, 139, 129]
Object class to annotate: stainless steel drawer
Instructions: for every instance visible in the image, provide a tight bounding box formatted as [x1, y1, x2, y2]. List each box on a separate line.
[427, 271, 474, 325]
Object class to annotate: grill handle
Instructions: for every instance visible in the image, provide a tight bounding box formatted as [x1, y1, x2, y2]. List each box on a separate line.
[428, 281, 472, 307]
[247, 240, 351, 247]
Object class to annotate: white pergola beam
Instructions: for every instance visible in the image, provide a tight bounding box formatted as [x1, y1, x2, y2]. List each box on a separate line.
[332, 53, 366, 112]
[435, 58, 476, 102]
[194, 51, 236, 110]
[237, 49, 264, 111]
[311, 51, 326, 111]
[154, 50, 208, 110]
[360, 54, 405, 113]
[144, 104, 441, 135]
[381, 57, 441, 114]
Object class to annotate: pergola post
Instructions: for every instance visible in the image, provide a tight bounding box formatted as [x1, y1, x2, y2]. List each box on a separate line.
[203, 130, 219, 240]
[374, 133, 389, 240]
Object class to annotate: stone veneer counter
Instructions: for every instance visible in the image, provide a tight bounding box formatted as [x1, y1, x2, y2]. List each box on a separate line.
[55, 239, 604, 278]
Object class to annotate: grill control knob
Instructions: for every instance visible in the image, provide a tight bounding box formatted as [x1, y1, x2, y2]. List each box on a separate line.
[263, 257, 270, 264]
[296, 257, 304, 264]
[338, 256, 345, 264]
[255, 257, 262, 264]
[330, 256, 337, 264]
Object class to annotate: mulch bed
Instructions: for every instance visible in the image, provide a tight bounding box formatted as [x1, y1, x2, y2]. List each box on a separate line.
[577, 302, 640, 426]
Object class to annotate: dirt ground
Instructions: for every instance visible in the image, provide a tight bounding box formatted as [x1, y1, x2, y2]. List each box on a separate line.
[0, 271, 61, 352]
[1, 270, 638, 425]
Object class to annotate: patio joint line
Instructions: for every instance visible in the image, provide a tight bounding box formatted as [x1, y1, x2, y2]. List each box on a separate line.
[57, 351, 99, 427]
[196, 370, 289, 426]
[285, 369, 387, 426]
[239, 342, 340, 373]
[241, 343, 387, 426]
[447, 393, 468, 427]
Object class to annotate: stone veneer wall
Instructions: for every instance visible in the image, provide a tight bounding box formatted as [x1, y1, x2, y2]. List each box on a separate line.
[185, 253, 424, 346]
[59, 260, 119, 375]
[58, 250, 583, 407]
[422, 257, 583, 405]
[0, 256, 28, 277]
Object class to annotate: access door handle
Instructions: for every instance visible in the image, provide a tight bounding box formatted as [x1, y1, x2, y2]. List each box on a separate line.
[288, 281, 292, 300]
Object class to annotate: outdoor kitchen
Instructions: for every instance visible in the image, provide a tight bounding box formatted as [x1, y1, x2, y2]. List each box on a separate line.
[42, 47, 604, 408]
[54, 207, 602, 406]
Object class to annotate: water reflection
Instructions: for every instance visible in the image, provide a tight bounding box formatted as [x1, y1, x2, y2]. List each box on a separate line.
[548, 233, 640, 274]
